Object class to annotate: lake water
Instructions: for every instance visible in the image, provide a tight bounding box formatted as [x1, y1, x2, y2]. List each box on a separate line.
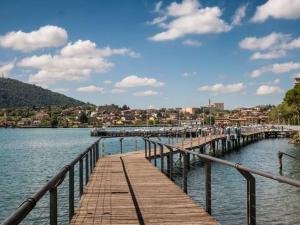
[0, 128, 299, 224]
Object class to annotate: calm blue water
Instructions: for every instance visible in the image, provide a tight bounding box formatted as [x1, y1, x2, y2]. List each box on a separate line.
[172, 139, 300, 225]
[0, 128, 300, 224]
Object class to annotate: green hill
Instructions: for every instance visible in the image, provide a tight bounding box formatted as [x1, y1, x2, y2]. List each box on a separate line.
[0, 78, 87, 108]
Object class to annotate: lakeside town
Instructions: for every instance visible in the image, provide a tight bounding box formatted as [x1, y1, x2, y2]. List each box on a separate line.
[3, 76, 299, 128]
[0, 102, 274, 128]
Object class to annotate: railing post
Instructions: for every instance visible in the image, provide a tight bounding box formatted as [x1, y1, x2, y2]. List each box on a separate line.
[89, 148, 93, 172]
[144, 139, 148, 158]
[96, 141, 99, 160]
[120, 138, 124, 154]
[205, 160, 212, 214]
[69, 165, 74, 221]
[166, 146, 173, 179]
[159, 144, 164, 172]
[183, 152, 188, 194]
[93, 145, 96, 167]
[238, 169, 256, 225]
[79, 158, 83, 196]
[154, 142, 157, 166]
[50, 187, 57, 225]
[85, 153, 89, 184]
[148, 141, 151, 160]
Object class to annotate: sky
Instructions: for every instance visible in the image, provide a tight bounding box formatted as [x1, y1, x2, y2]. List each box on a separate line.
[0, 0, 300, 109]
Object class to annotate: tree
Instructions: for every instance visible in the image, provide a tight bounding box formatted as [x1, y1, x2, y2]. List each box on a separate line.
[79, 112, 88, 124]
[50, 115, 58, 128]
[284, 84, 300, 114]
[122, 104, 130, 110]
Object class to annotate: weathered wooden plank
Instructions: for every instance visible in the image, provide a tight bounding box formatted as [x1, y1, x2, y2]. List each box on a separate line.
[71, 150, 220, 225]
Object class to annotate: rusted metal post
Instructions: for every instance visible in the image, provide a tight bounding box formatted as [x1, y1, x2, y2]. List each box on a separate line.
[69, 165, 74, 221]
[205, 160, 211, 214]
[50, 187, 58, 225]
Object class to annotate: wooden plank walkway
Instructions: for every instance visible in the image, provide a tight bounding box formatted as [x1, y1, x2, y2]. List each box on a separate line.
[70, 152, 219, 225]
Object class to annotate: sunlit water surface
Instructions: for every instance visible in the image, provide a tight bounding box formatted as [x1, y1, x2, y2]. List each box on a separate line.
[0, 128, 299, 224]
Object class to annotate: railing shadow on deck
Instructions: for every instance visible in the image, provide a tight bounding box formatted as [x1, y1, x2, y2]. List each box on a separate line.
[143, 138, 300, 225]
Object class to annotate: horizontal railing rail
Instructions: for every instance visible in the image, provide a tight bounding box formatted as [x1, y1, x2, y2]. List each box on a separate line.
[143, 138, 300, 225]
[1, 138, 102, 225]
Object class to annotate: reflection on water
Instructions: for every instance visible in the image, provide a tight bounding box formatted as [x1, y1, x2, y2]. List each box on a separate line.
[0, 129, 300, 224]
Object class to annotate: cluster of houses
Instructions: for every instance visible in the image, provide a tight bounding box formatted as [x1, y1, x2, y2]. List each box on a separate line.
[0, 102, 272, 128]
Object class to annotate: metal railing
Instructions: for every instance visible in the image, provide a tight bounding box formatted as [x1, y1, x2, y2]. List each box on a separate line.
[143, 138, 300, 225]
[1, 138, 102, 225]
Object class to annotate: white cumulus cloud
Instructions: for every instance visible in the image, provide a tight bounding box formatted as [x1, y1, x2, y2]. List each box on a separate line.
[182, 39, 201, 47]
[18, 40, 139, 85]
[240, 32, 300, 60]
[232, 4, 248, 25]
[252, 0, 300, 23]
[198, 82, 245, 94]
[0, 61, 14, 77]
[77, 85, 104, 93]
[115, 75, 164, 88]
[148, 0, 231, 41]
[0, 25, 67, 52]
[133, 90, 159, 96]
[239, 32, 289, 51]
[249, 62, 300, 78]
[256, 85, 283, 95]
[251, 50, 286, 60]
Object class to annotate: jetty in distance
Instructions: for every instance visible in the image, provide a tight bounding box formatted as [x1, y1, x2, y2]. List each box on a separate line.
[2, 125, 300, 225]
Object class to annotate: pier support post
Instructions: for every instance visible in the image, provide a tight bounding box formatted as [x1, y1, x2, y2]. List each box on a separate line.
[187, 152, 190, 170]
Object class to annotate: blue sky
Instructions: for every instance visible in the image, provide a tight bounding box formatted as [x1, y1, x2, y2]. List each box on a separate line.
[0, 0, 300, 109]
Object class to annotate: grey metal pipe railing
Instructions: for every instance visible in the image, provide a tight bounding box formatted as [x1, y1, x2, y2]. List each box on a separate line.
[1, 138, 102, 225]
[143, 138, 300, 225]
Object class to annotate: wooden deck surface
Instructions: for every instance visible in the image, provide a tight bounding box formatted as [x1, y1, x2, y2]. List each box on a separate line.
[70, 151, 219, 225]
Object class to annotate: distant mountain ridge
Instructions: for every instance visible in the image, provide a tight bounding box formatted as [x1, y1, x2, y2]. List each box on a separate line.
[0, 78, 87, 108]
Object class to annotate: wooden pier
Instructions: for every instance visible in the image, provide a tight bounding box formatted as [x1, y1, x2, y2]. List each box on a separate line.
[70, 132, 265, 225]
[70, 152, 219, 225]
